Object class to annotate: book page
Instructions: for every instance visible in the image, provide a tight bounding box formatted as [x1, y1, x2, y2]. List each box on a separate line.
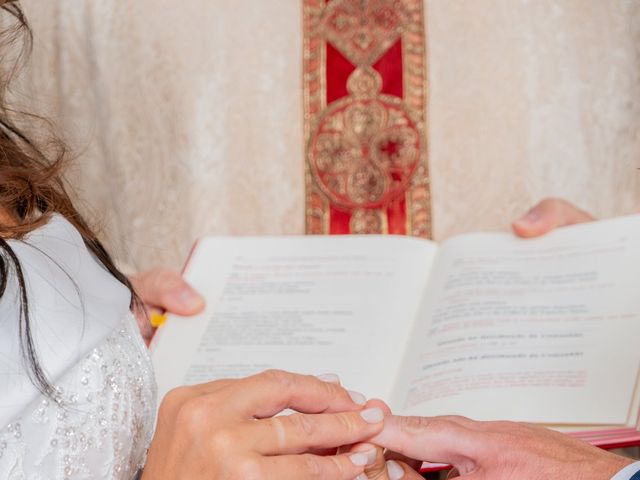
[392, 215, 640, 425]
[152, 236, 436, 402]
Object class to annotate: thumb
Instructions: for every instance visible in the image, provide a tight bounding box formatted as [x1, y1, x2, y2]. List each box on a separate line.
[512, 198, 594, 238]
[130, 268, 205, 315]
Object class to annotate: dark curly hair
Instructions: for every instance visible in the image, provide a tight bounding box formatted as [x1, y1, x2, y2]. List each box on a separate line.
[0, 1, 140, 397]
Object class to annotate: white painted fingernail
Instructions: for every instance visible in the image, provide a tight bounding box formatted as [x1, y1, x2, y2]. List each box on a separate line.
[363, 448, 377, 465]
[355, 474, 369, 480]
[317, 373, 340, 383]
[360, 407, 384, 423]
[350, 452, 369, 466]
[348, 390, 366, 405]
[387, 460, 405, 480]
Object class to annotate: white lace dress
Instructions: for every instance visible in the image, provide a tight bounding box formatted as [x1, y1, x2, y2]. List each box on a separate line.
[0, 216, 157, 479]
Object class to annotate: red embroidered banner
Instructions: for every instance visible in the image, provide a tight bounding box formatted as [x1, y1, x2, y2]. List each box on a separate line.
[304, 0, 431, 237]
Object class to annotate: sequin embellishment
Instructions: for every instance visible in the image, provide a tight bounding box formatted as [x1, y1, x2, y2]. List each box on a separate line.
[0, 313, 157, 480]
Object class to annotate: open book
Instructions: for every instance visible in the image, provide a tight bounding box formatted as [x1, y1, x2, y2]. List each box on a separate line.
[151, 215, 640, 448]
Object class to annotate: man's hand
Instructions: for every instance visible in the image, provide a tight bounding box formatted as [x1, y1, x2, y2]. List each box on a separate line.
[130, 268, 205, 342]
[512, 198, 594, 238]
[372, 415, 632, 480]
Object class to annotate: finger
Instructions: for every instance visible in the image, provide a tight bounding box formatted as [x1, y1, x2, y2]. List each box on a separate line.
[351, 443, 387, 480]
[382, 414, 481, 469]
[255, 451, 374, 480]
[512, 198, 594, 238]
[252, 409, 384, 454]
[316, 373, 341, 385]
[370, 416, 484, 467]
[130, 268, 205, 315]
[427, 415, 479, 430]
[228, 370, 367, 418]
[307, 446, 339, 456]
[384, 451, 422, 472]
[367, 398, 393, 416]
[385, 460, 425, 480]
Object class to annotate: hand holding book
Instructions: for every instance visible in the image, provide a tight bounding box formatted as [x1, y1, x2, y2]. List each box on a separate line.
[512, 197, 595, 238]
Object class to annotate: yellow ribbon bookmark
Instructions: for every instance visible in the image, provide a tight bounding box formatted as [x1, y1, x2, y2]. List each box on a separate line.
[150, 312, 168, 328]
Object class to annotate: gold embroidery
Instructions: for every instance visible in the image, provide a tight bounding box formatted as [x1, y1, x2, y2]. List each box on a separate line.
[304, 0, 431, 237]
[320, 0, 411, 66]
[309, 67, 420, 210]
[350, 208, 387, 234]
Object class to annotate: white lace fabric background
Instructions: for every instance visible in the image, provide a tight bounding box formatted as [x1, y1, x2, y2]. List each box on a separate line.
[15, 0, 640, 271]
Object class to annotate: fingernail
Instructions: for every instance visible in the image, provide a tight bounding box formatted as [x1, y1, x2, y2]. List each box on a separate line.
[355, 474, 369, 480]
[349, 452, 369, 466]
[317, 373, 340, 384]
[175, 288, 203, 309]
[360, 407, 384, 423]
[521, 210, 540, 223]
[348, 390, 366, 405]
[387, 460, 405, 480]
[362, 448, 377, 465]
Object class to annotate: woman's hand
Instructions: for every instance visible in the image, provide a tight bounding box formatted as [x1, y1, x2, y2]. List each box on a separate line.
[343, 401, 423, 480]
[512, 198, 594, 238]
[129, 268, 205, 342]
[344, 443, 422, 480]
[143, 370, 385, 480]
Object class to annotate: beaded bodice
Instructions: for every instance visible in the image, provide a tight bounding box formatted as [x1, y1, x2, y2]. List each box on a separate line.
[0, 312, 156, 479]
[0, 215, 157, 479]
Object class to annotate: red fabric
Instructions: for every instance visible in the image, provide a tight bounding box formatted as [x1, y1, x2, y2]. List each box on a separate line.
[387, 197, 407, 235]
[329, 205, 352, 234]
[326, 43, 356, 104]
[323, 0, 409, 235]
[373, 39, 403, 98]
